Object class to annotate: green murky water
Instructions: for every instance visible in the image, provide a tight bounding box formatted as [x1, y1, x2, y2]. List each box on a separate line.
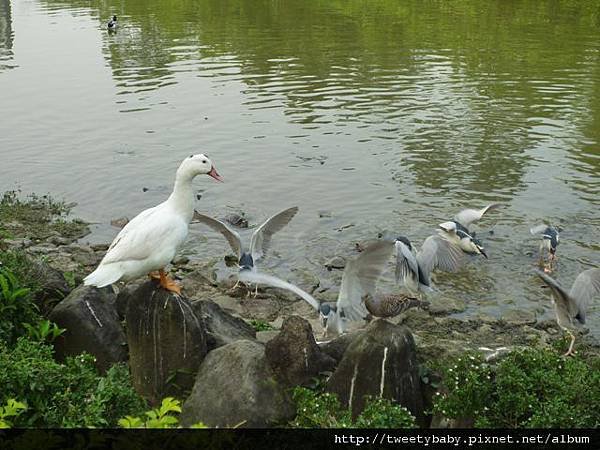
[1, 0, 599, 333]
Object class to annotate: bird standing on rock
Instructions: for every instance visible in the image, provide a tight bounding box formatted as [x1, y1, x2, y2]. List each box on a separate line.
[84, 154, 223, 295]
[362, 292, 429, 319]
[534, 267, 600, 356]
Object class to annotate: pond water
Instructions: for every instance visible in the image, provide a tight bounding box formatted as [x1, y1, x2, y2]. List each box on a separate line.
[1, 0, 599, 335]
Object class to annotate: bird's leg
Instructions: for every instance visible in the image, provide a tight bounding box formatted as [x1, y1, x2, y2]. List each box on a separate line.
[148, 271, 161, 280]
[232, 279, 241, 290]
[158, 269, 181, 295]
[563, 330, 576, 357]
[252, 284, 259, 298]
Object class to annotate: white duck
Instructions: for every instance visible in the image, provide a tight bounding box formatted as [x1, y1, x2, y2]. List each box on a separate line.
[84, 154, 223, 294]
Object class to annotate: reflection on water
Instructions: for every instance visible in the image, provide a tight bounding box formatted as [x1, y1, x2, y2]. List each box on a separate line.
[0, 0, 14, 71]
[1, 0, 600, 334]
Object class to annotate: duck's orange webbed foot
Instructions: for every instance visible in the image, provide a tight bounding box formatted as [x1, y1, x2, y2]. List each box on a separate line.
[158, 269, 182, 295]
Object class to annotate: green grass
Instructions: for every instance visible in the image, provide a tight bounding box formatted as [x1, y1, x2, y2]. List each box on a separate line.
[0, 190, 88, 242]
[249, 319, 275, 332]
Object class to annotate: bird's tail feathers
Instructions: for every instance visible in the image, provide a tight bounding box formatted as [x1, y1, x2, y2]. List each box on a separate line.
[83, 264, 122, 288]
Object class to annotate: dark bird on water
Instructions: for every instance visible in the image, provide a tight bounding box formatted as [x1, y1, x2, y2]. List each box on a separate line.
[107, 15, 118, 31]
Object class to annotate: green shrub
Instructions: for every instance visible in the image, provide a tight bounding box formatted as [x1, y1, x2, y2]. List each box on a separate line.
[354, 396, 417, 428]
[0, 266, 41, 345]
[290, 387, 416, 428]
[290, 387, 351, 428]
[433, 348, 600, 428]
[0, 338, 146, 427]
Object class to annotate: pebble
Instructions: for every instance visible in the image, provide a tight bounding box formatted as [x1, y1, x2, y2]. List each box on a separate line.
[48, 236, 70, 246]
[5, 238, 33, 248]
[110, 217, 129, 228]
[502, 309, 536, 326]
[173, 256, 190, 266]
[324, 255, 346, 271]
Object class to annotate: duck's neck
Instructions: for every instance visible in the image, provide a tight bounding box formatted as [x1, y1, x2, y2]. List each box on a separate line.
[167, 172, 195, 222]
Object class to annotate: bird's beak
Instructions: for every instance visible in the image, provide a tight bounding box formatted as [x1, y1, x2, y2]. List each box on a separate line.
[480, 248, 488, 259]
[207, 166, 223, 182]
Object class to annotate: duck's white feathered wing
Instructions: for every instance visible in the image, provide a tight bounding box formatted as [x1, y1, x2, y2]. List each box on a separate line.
[84, 205, 187, 287]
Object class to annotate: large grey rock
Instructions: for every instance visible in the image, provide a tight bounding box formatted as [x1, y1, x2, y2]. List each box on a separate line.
[191, 299, 256, 350]
[326, 320, 425, 426]
[319, 330, 365, 362]
[49, 285, 126, 372]
[265, 316, 336, 387]
[126, 281, 208, 405]
[181, 340, 294, 428]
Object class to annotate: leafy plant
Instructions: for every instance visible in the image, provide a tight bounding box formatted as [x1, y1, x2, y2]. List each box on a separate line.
[0, 266, 41, 345]
[290, 387, 351, 428]
[249, 319, 274, 332]
[23, 320, 65, 342]
[290, 387, 416, 428]
[63, 271, 77, 290]
[0, 338, 146, 427]
[354, 396, 417, 428]
[0, 268, 31, 303]
[433, 348, 600, 428]
[119, 397, 182, 428]
[0, 399, 27, 428]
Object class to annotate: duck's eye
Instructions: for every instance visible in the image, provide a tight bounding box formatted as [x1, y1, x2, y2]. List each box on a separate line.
[202, 159, 207, 164]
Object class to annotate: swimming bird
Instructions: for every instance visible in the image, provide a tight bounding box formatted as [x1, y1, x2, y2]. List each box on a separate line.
[530, 224, 560, 272]
[439, 203, 501, 256]
[84, 154, 223, 294]
[192, 206, 299, 296]
[240, 239, 396, 338]
[394, 234, 469, 294]
[107, 15, 117, 31]
[534, 268, 600, 356]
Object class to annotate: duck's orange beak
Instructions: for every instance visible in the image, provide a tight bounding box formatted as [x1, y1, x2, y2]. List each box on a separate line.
[207, 166, 223, 182]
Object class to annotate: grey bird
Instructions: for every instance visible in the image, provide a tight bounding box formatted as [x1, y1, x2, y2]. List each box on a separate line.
[394, 234, 468, 294]
[192, 206, 299, 296]
[438, 203, 501, 257]
[530, 224, 560, 272]
[239, 240, 396, 338]
[534, 268, 600, 356]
